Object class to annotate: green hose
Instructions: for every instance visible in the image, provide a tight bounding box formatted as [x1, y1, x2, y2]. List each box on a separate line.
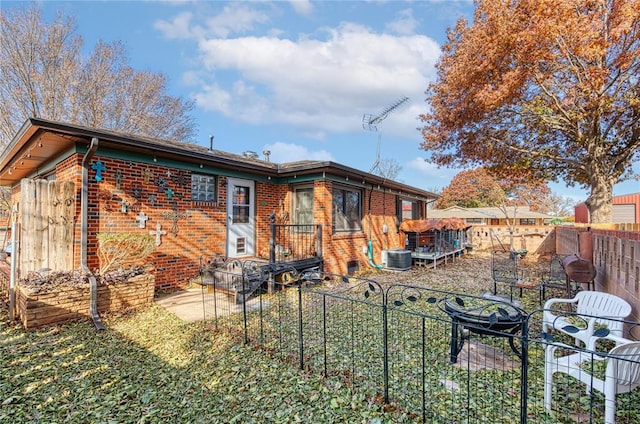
[367, 240, 383, 269]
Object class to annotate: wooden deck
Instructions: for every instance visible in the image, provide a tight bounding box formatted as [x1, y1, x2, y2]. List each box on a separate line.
[411, 249, 465, 269]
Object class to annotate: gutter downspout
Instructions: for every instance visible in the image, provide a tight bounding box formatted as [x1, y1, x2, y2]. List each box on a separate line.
[366, 183, 383, 269]
[82, 137, 105, 331]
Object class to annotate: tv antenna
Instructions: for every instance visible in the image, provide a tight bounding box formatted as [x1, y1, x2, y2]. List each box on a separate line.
[362, 96, 409, 174]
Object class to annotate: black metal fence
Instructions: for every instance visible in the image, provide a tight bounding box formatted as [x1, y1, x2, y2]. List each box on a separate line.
[198, 260, 640, 423]
[269, 223, 322, 263]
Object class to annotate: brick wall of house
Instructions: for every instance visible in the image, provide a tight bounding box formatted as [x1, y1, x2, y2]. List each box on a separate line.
[79, 155, 236, 290]
[255, 180, 288, 258]
[52, 155, 84, 270]
[10, 152, 414, 289]
[8, 153, 294, 293]
[364, 187, 404, 263]
[318, 181, 403, 274]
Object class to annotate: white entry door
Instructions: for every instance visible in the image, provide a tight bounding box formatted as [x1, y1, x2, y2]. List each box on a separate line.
[226, 178, 255, 257]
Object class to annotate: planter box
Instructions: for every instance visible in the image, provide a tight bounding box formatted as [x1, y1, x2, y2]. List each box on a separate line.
[16, 273, 155, 330]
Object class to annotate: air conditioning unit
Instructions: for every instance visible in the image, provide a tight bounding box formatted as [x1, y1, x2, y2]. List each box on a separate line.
[382, 248, 411, 271]
[381, 250, 389, 267]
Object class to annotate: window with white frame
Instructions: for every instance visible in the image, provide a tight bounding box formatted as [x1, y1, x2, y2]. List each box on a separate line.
[191, 174, 216, 202]
[333, 186, 362, 232]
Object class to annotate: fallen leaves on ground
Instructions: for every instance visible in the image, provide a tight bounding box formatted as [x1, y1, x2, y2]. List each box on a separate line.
[1, 303, 414, 423]
[0, 251, 552, 423]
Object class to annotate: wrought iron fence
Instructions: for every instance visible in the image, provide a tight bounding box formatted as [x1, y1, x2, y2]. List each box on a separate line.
[269, 223, 322, 263]
[197, 260, 640, 423]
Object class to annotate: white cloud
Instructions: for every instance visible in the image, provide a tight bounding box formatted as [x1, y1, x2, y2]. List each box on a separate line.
[386, 8, 419, 35]
[192, 82, 233, 115]
[265, 142, 335, 163]
[405, 157, 454, 180]
[154, 12, 200, 39]
[155, 4, 269, 40]
[400, 157, 461, 192]
[204, 3, 270, 38]
[189, 22, 441, 136]
[289, 0, 313, 16]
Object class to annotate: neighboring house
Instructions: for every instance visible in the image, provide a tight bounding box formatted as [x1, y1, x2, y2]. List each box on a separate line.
[427, 206, 556, 253]
[428, 205, 554, 226]
[0, 118, 437, 290]
[575, 193, 640, 224]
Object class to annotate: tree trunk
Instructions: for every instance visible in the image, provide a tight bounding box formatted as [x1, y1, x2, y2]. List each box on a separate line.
[584, 178, 613, 224]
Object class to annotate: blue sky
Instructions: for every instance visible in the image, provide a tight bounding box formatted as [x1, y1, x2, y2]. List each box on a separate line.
[5, 0, 638, 201]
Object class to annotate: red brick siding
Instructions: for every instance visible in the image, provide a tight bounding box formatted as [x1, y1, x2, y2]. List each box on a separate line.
[82, 156, 234, 290]
[54, 156, 84, 269]
[255, 181, 287, 258]
[318, 181, 403, 274]
[12, 154, 281, 290]
[12, 152, 416, 289]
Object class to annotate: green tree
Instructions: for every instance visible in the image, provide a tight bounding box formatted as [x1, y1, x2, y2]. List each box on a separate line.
[420, 0, 640, 223]
[0, 6, 196, 147]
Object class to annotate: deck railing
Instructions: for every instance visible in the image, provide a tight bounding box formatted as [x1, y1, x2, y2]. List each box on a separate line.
[269, 223, 322, 264]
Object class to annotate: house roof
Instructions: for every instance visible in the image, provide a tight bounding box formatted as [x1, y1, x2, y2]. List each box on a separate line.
[427, 206, 492, 219]
[428, 205, 554, 220]
[0, 118, 438, 201]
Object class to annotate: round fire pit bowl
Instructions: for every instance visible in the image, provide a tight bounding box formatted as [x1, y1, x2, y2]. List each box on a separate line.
[439, 297, 528, 364]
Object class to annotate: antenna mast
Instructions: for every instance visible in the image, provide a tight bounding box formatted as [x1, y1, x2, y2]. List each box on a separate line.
[362, 96, 409, 173]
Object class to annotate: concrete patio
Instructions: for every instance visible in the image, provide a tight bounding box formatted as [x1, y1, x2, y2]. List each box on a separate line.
[155, 288, 205, 323]
[155, 287, 267, 323]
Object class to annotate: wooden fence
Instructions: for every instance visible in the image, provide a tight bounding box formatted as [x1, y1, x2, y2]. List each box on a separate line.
[468, 225, 556, 254]
[20, 179, 76, 273]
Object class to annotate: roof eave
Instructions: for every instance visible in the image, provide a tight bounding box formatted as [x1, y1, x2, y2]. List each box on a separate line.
[0, 118, 439, 199]
[277, 160, 438, 200]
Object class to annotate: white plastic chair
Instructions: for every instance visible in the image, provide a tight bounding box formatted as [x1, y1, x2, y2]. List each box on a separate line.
[544, 339, 640, 424]
[542, 291, 632, 347]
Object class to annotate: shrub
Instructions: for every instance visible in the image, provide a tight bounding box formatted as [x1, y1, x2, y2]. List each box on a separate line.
[97, 232, 155, 274]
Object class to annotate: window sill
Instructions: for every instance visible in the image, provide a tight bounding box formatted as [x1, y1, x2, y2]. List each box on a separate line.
[191, 201, 218, 207]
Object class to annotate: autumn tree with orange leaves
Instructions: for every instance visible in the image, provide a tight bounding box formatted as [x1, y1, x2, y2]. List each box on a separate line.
[420, 0, 640, 223]
[435, 167, 551, 210]
[435, 168, 506, 208]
